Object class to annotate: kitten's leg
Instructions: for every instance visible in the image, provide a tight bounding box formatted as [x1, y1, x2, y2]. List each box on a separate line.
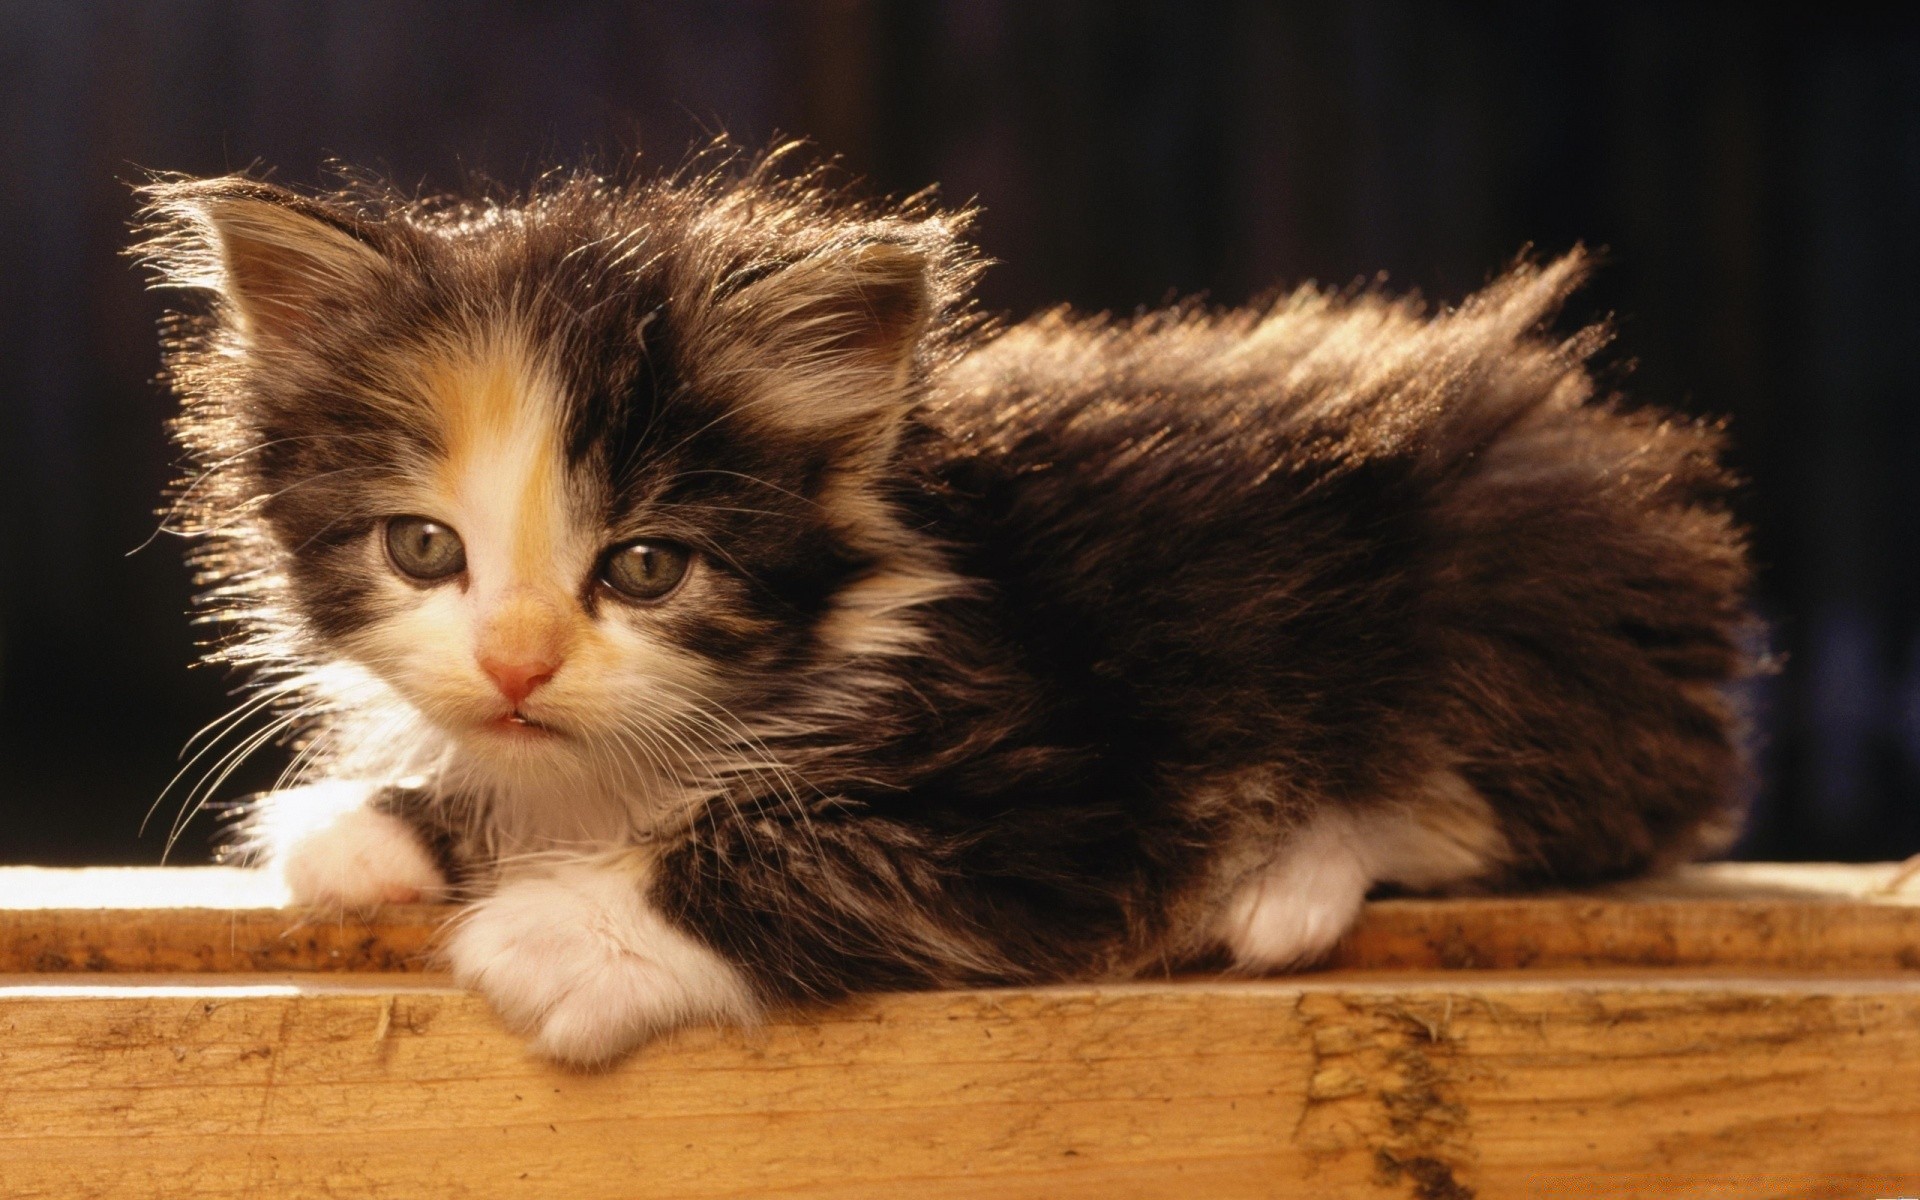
[1221, 773, 1508, 969]
[443, 854, 757, 1067]
[450, 811, 1052, 1066]
[246, 780, 451, 909]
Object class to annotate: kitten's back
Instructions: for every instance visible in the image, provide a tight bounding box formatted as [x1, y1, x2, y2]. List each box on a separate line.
[911, 251, 1751, 888]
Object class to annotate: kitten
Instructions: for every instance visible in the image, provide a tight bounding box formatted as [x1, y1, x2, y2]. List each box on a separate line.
[134, 150, 1753, 1065]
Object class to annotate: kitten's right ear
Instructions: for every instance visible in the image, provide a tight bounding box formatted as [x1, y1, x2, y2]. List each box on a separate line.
[134, 176, 390, 345]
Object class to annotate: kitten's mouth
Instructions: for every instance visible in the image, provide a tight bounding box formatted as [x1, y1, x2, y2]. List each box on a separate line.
[486, 711, 559, 738]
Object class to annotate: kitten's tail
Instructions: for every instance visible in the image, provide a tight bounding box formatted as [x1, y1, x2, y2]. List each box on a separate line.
[1402, 248, 1608, 483]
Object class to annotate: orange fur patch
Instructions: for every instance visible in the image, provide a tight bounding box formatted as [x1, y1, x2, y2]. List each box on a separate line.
[406, 324, 584, 664]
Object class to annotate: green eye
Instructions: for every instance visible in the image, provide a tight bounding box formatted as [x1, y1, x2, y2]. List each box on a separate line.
[384, 516, 466, 582]
[601, 539, 692, 602]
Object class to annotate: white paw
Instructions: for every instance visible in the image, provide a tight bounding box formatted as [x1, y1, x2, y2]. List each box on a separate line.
[1220, 812, 1373, 970]
[253, 782, 447, 909]
[444, 860, 758, 1067]
[1219, 787, 1507, 971]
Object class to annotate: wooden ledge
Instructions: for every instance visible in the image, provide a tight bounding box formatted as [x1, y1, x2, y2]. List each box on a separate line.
[2, 864, 1918, 1198]
[4, 969, 1919, 1197]
[3, 862, 1916, 975]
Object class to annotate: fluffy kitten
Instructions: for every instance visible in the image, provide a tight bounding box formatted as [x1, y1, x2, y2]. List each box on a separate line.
[135, 151, 1752, 1065]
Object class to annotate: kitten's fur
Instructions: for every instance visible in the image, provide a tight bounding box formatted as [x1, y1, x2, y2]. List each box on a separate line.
[135, 150, 1752, 1065]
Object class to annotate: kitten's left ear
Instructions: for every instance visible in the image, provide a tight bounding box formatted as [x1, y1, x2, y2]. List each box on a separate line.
[710, 235, 934, 432]
[134, 175, 392, 347]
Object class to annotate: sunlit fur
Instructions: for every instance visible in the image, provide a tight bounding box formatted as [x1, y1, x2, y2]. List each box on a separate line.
[134, 146, 1755, 1064]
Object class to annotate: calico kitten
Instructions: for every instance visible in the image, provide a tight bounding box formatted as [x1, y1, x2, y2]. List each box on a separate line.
[134, 150, 1752, 1065]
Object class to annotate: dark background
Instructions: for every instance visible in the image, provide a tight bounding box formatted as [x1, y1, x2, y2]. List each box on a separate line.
[3, 2, 1917, 865]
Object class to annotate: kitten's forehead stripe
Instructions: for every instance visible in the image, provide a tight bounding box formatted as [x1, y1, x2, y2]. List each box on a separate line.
[414, 321, 581, 605]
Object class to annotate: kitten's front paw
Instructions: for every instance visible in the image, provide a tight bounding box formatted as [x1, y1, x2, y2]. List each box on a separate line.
[258, 783, 447, 909]
[445, 861, 757, 1067]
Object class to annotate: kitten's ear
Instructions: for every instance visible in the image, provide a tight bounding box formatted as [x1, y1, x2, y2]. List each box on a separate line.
[715, 236, 934, 431]
[135, 176, 391, 345]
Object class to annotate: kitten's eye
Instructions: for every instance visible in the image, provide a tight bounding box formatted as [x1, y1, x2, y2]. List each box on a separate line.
[600, 539, 692, 602]
[384, 516, 466, 583]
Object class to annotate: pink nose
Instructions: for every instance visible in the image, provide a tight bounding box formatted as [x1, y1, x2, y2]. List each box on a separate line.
[478, 656, 558, 707]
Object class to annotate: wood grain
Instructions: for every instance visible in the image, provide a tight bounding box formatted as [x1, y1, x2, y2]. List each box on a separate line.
[1, 971, 1916, 1199]
[4, 863, 1915, 975]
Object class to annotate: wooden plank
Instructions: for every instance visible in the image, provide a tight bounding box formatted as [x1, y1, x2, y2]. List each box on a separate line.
[3, 863, 1916, 975]
[0, 867, 438, 972]
[1324, 895, 1920, 973]
[1330, 861, 1920, 973]
[0, 867, 439, 973]
[0, 971, 1916, 1199]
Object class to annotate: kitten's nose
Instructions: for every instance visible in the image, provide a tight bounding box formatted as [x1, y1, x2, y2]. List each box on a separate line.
[478, 656, 559, 707]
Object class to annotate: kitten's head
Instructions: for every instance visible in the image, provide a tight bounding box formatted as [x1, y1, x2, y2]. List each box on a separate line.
[136, 151, 978, 807]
